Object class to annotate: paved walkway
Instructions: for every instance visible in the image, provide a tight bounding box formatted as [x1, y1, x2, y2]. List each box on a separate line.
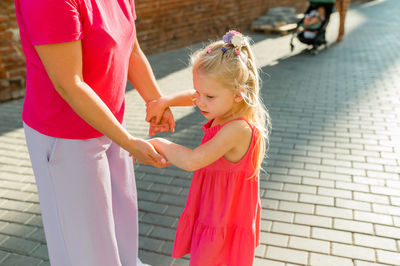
[1, 0, 399, 265]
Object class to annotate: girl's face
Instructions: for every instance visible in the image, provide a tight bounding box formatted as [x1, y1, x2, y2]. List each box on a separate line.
[193, 71, 241, 124]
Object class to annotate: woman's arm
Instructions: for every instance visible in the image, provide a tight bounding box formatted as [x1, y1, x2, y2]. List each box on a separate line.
[35, 40, 167, 167]
[146, 90, 196, 123]
[149, 120, 252, 171]
[128, 37, 175, 135]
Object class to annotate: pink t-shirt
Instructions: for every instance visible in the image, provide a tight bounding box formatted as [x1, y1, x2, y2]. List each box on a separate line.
[15, 0, 137, 139]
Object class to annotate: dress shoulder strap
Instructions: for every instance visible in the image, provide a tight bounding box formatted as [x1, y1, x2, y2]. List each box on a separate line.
[220, 117, 253, 129]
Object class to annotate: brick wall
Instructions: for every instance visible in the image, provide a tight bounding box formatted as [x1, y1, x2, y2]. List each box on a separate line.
[0, 0, 25, 102]
[135, 0, 308, 55]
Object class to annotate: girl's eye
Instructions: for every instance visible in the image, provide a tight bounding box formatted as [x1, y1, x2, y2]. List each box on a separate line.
[207, 95, 214, 99]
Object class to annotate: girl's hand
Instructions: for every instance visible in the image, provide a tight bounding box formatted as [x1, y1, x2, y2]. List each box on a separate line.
[148, 108, 175, 137]
[147, 137, 170, 158]
[148, 137, 164, 148]
[146, 98, 168, 124]
[128, 137, 170, 168]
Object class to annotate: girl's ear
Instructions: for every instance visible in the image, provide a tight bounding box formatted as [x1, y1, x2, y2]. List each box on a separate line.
[234, 88, 245, 103]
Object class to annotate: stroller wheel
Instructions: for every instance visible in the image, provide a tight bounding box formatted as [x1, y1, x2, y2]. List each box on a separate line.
[311, 48, 318, 55]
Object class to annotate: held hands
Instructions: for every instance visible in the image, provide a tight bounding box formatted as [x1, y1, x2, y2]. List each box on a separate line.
[128, 137, 170, 168]
[146, 99, 175, 137]
[147, 137, 170, 161]
[146, 98, 168, 123]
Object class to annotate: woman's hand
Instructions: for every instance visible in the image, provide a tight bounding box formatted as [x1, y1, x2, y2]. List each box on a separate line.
[128, 137, 170, 168]
[148, 107, 175, 137]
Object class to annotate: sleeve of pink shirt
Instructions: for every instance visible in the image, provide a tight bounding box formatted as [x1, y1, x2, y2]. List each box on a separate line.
[20, 0, 83, 45]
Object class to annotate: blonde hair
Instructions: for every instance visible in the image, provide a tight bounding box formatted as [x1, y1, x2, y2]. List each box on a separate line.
[191, 33, 272, 172]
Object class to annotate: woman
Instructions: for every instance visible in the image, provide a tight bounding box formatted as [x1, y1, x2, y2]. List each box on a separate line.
[14, 0, 173, 265]
[336, 0, 351, 41]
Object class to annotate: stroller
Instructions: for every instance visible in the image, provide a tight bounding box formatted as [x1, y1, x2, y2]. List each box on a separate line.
[290, 0, 335, 55]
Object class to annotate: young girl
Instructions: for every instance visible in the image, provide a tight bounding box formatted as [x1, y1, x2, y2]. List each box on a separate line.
[146, 30, 271, 266]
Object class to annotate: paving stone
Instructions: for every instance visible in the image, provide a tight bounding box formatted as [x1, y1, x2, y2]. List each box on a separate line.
[138, 200, 168, 214]
[138, 223, 153, 237]
[271, 222, 310, 237]
[320, 172, 352, 182]
[138, 236, 165, 253]
[158, 194, 187, 207]
[334, 218, 374, 234]
[0, 210, 33, 224]
[0, 236, 39, 255]
[310, 253, 353, 266]
[335, 181, 369, 192]
[375, 224, 400, 239]
[27, 228, 46, 243]
[0, 223, 36, 238]
[288, 168, 319, 178]
[376, 250, 400, 265]
[141, 213, 177, 228]
[336, 198, 371, 212]
[288, 236, 330, 253]
[266, 246, 308, 265]
[299, 193, 334, 206]
[254, 258, 284, 266]
[278, 201, 314, 214]
[354, 192, 389, 204]
[25, 215, 43, 227]
[269, 174, 301, 184]
[261, 180, 284, 190]
[311, 227, 352, 244]
[316, 205, 353, 219]
[30, 244, 49, 260]
[354, 210, 393, 225]
[332, 242, 375, 261]
[372, 203, 400, 216]
[260, 198, 279, 210]
[391, 196, 400, 206]
[0, 200, 32, 212]
[138, 250, 174, 266]
[0, 253, 42, 266]
[0, 249, 9, 262]
[265, 190, 298, 202]
[260, 220, 272, 232]
[354, 261, 389, 266]
[148, 183, 183, 195]
[366, 170, 398, 180]
[393, 217, 400, 227]
[283, 183, 317, 194]
[254, 244, 266, 257]
[354, 233, 397, 251]
[150, 226, 176, 241]
[302, 177, 334, 188]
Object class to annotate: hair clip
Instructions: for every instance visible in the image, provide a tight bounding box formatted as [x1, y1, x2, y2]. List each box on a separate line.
[235, 49, 241, 55]
[221, 46, 227, 53]
[223, 30, 245, 48]
[205, 47, 212, 54]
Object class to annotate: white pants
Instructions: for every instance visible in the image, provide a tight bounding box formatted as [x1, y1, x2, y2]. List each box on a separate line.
[24, 123, 138, 266]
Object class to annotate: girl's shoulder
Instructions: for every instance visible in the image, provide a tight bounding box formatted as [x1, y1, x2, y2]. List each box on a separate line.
[217, 119, 254, 164]
[220, 117, 253, 132]
[221, 118, 252, 133]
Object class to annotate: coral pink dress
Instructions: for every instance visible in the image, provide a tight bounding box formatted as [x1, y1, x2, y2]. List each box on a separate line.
[172, 118, 261, 266]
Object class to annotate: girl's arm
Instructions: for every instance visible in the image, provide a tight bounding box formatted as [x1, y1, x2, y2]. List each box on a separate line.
[149, 120, 252, 171]
[128, 37, 175, 135]
[146, 90, 196, 124]
[35, 40, 167, 168]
